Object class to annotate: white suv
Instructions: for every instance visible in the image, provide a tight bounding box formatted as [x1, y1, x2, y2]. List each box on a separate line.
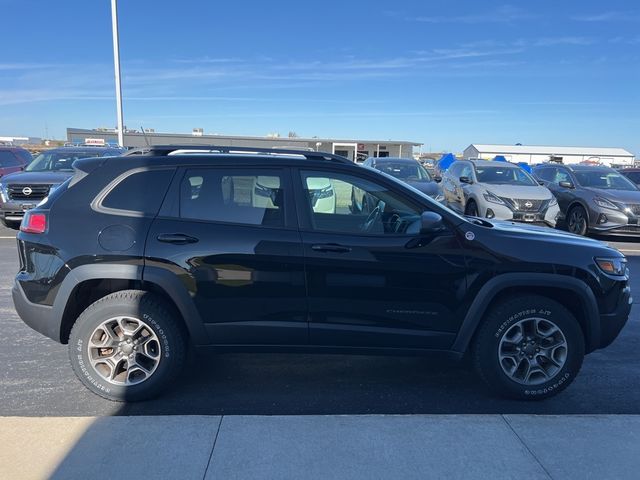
[442, 159, 560, 227]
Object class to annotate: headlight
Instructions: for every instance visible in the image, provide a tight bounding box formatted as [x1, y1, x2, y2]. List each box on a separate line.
[594, 197, 619, 210]
[549, 196, 558, 207]
[483, 191, 505, 205]
[595, 257, 627, 276]
[0, 183, 6, 203]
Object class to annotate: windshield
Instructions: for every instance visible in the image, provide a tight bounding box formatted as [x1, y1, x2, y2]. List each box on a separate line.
[25, 151, 104, 172]
[574, 170, 639, 191]
[475, 166, 537, 186]
[375, 162, 432, 181]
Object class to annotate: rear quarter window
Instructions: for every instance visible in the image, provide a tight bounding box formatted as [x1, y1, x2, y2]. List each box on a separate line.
[101, 169, 175, 215]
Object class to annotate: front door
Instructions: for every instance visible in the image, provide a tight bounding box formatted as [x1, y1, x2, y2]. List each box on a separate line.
[295, 168, 468, 349]
[145, 166, 307, 345]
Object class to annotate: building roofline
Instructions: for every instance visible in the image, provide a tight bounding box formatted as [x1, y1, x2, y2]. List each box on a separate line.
[67, 127, 422, 146]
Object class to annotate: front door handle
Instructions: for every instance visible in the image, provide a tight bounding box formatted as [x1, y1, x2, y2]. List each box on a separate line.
[311, 244, 352, 253]
[157, 233, 199, 245]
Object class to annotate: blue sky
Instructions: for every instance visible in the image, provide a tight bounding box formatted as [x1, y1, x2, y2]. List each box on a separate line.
[1, 0, 639, 154]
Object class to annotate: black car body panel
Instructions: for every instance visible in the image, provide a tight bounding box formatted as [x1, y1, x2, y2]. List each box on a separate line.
[12, 149, 631, 360]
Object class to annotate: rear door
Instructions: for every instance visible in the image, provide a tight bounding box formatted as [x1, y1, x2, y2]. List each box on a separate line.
[145, 165, 307, 345]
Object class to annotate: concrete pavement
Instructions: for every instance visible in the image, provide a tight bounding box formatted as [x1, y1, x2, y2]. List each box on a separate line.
[1, 414, 639, 480]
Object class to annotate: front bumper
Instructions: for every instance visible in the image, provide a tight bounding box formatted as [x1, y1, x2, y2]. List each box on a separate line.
[1, 200, 39, 222]
[588, 208, 640, 236]
[12, 280, 59, 342]
[598, 285, 632, 349]
[479, 201, 560, 228]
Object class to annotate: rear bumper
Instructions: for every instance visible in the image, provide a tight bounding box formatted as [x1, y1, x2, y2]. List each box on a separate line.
[598, 285, 632, 349]
[12, 280, 59, 343]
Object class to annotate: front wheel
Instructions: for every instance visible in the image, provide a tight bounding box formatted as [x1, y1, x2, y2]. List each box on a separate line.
[567, 205, 588, 236]
[68, 290, 187, 402]
[472, 295, 585, 400]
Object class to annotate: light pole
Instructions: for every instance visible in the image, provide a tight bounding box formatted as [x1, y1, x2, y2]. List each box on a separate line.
[110, 0, 124, 147]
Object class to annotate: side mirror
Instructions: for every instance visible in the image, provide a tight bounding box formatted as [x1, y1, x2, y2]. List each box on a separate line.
[459, 176, 473, 184]
[538, 180, 545, 186]
[420, 211, 446, 234]
[559, 181, 574, 189]
[433, 175, 442, 183]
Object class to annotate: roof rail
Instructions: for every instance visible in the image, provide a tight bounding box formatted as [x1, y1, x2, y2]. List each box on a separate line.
[123, 144, 352, 164]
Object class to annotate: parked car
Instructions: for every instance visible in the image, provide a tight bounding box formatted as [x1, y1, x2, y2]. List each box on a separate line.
[617, 167, 640, 186]
[418, 157, 438, 177]
[0, 146, 32, 179]
[0, 146, 124, 228]
[362, 157, 443, 201]
[442, 159, 559, 227]
[13, 145, 631, 402]
[533, 163, 640, 236]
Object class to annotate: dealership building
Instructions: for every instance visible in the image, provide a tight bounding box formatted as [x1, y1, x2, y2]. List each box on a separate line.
[463, 144, 635, 166]
[67, 128, 421, 162]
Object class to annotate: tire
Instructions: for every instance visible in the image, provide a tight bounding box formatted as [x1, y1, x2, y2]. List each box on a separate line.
[68, 290, 187, 402]
[566, 205, 588, 236]
[465, 200, 479, 216]
[472, 294, 585, 400]
[1, 218, 21, 230]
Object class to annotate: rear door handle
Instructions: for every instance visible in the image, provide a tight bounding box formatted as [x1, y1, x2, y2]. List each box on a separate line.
[311, 244, 352, 253]
[157, 233, 199, 245]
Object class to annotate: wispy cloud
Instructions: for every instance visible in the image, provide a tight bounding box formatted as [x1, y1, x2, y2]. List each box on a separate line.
[572, 11, 640, 22]
[410, 5, 533, 24]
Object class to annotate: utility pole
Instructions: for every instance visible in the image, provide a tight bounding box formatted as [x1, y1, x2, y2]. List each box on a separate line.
[110, 0, 124, 147]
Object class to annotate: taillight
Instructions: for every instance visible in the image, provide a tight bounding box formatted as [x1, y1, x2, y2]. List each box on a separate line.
[20, 211, 47, 234]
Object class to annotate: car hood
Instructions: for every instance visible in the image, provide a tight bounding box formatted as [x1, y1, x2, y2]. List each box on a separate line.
[0, 171, 73, 185]
[583, 188, 640, 205]
[487, 219, 613, 248]
[479, 184, 551, 200]
[406, 180, 440, 197]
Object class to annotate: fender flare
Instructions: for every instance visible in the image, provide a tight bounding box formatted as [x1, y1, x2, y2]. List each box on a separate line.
[54, 264, 210, 345]
[451, 273, 600, 353]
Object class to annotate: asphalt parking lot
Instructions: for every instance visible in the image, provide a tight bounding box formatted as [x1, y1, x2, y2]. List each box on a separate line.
[1, 224, 639, 417]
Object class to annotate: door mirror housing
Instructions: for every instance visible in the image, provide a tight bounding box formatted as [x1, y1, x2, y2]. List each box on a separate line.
[420, 211, 446, 234]
[559, 181, 574, 189]
[459, 176, 473, 184]
[433, 175, 442, 183]
[538, 180, 545, 186]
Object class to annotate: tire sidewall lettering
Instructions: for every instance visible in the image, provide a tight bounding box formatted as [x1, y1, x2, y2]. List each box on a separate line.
[494, 308, 552, 339]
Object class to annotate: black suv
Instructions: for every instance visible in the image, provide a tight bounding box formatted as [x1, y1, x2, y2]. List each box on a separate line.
[12, 146, 632, 401]
[0, 145, 124, 229]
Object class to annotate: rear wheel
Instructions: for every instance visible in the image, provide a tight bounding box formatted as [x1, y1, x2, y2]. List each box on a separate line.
[472, 295, 585, 400]
[567, 205, 588, 236]
[68, 290, 187, 402]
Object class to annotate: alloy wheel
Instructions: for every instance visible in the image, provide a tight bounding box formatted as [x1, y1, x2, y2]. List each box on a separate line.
[497, 317, 568, 385]
[568, 208, 587, 234]
[87, 316, 162, 386]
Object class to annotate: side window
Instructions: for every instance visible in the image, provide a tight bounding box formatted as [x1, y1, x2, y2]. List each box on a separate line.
[448, 163, 461, 177]
[180, 168, 285, 228]
[102, 169, 175, 214]
[554, 169, 571, 184]
[0, 151, 20, 167]
[300, 170, 422, 235]
[459, 163, 473, 179]
[534, 168, 554, 182]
